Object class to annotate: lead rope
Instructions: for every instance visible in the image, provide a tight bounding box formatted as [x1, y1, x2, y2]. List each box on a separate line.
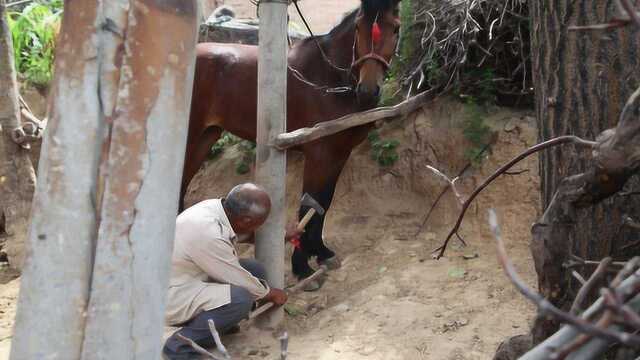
[286, 0, 355, 94]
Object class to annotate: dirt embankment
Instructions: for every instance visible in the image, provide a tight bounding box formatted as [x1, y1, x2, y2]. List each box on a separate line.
[0, 97, 539, 359]
[182, 98, 540, 360]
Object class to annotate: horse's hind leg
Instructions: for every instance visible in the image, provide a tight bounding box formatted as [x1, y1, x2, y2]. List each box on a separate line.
[293, 144, 352, 279]
[180, 126, 223, 210]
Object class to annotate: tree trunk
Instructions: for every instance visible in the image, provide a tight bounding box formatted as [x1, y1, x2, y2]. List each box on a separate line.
[0, 0, 36, 269]
[80, 1, 198, 358]
[530, 0, 640, 343]
[10, 1, 104, 357]
[11, 1, 198, 358]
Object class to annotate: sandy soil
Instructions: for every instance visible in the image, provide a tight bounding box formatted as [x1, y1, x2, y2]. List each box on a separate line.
[0, 3, 541, 359]
[0, 99, 539, 360]
[179, 99, 540, 360]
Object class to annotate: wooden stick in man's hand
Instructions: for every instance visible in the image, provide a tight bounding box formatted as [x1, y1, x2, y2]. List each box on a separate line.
[249, 266, 328, 320]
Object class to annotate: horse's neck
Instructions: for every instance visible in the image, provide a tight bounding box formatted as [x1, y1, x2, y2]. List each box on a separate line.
[289, 27, 356, 86]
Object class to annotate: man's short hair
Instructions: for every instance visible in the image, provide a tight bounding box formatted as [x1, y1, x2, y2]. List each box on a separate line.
[224, 183, 270, 219]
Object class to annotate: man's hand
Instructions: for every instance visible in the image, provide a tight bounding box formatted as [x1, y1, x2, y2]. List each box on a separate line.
[264, 288, 288, 305]
[284, 222, 303, 242]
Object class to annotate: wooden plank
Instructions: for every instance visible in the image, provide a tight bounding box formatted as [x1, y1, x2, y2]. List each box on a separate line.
[79, 1, 199, 359]
[272, 89, 433, 150]
[254, 0, 289, 328]
[9, 1, 103, 358]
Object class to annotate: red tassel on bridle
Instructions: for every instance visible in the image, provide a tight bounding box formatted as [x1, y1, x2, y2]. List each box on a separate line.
[372, 22, 382, 46]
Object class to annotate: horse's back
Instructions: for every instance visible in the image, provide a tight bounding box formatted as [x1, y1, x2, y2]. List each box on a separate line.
[191, 43, 259, 140]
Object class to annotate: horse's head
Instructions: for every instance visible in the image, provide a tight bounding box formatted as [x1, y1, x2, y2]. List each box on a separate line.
[353, 0, 401, 107]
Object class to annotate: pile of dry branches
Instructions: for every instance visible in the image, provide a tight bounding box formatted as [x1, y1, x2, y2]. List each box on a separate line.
[430, 1, 640, 358]
[397, 0, 531, 105]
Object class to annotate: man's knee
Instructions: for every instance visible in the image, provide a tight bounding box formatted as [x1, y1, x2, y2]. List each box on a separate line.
[230, 286, 254, 315]
[239, 259, 267, 280]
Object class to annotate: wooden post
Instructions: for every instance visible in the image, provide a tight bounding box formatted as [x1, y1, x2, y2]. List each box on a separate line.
[254, 0, 289, 327]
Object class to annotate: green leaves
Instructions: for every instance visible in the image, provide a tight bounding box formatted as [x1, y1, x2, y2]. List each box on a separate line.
[208, 132, 256, 175]
[7, 1, 62, 88]
[368, 130, 400, 167]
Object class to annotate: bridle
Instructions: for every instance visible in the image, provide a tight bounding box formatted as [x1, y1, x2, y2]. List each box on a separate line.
[350, 13, 393, 73]
[289, 2, 398, 93]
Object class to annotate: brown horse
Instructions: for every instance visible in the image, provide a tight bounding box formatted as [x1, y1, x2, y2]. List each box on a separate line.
[181, 0, 402, 280]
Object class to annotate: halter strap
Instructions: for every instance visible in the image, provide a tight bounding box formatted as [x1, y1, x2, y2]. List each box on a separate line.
[351, 53, 391, 71]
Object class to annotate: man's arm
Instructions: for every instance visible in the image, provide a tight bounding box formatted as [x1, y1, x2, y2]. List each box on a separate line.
[188, 237, 269, 299]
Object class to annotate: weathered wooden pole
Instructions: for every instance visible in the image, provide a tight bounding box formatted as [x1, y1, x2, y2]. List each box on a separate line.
[254, 0, 289, 327]
[0, 0, 36, 270]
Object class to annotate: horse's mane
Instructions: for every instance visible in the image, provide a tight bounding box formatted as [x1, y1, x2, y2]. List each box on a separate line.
[294, 1, 396, 55]
[361, 0, 396, 18]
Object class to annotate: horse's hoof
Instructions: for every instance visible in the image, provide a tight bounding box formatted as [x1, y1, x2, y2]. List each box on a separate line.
[318, 256, 341, 270]
[302, 279, 323, 292]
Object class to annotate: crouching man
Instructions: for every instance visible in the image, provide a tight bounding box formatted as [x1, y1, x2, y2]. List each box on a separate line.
[163, 183, 298, 359]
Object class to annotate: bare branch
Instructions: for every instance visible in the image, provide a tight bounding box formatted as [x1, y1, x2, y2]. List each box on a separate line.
[208, 319, 230, 359]
[570, 258, 612, 315]
[434, 136, 596, 259]
[619, 0, 640, 27]
[415, 141, 493, 236]
[425, 166, 464, 205]
[279, 332, 289, 360]
[177, 334, 227, 360]
[488, 210, 640, 348]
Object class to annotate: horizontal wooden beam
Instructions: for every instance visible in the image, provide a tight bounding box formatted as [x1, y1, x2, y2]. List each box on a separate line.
[272, 90, 433, 150]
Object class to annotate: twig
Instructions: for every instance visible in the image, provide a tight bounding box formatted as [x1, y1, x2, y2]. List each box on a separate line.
[568, 20, 628, 31]
[619, 0, 640, 27]
[434, 136, 597, 259]
[488, 209, 640, 347]
[425, 166, 464, 205]
[208, 319, 230, 359]
[571, 271, 587, 286]
[5, 0, 31, 8]
[415, 141, 493, 236]
[177, 334, 227, 360]
[279, 332, 289, 360]
[570, 257, 612, 315]
[551, 310, 614, 360]
[249, 266, 327, 320]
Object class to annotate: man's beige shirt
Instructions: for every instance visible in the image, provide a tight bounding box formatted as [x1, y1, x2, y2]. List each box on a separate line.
[165, 199, 270, 325]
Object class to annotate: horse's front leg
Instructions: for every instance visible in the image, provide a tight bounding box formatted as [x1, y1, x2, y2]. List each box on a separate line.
[293, 145, 352, 281]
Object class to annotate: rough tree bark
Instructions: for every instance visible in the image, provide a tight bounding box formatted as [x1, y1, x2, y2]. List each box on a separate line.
[529, 0, 640, 343]
[80, 1, 198, 358]
[10, 1, 198, 359]
[0, 0, 36, 269]
[10, 1, 105, 358]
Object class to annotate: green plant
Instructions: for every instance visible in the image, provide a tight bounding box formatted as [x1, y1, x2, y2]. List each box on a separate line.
[7, 1, 62, 88]
[234, 140, 255, 175]
[460, 68, 497, 105]
[368, 130, 400, 167]
[461, 98, 491, 164]
[208, 132, 256, 175]
[208, 132, 241, 159]
[381, 0, 418, 106]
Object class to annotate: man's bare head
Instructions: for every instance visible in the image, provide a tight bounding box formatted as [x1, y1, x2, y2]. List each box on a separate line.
[223, 183, 271, 234]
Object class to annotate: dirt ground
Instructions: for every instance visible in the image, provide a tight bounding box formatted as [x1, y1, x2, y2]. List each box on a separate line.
[0, 2, 540, 359]
[179, 98, 540, 360]
[0, 98, 539, 359]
